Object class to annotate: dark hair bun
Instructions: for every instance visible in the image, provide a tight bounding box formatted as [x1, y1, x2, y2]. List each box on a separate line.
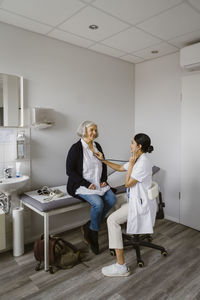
[147, 145, 154, 153]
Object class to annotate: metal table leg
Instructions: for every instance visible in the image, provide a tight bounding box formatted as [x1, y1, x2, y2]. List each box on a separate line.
[44, 213, 49, 271]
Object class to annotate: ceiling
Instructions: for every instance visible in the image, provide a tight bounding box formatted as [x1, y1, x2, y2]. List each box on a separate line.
[0, 0, 200, 64]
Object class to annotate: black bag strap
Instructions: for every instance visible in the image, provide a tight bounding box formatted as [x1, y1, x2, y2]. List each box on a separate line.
[54, 238, 78, 253]
[61, 239, 78, 252]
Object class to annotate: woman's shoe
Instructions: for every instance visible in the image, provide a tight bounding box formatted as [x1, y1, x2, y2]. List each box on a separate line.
[102, 264, 131, 277]
[90, 230, 99, 255]
[81, 222, 91, 246]
[81, 223, 99, 255]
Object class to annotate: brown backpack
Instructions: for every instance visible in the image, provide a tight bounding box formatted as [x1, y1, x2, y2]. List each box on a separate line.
[33, 235, 81, 274]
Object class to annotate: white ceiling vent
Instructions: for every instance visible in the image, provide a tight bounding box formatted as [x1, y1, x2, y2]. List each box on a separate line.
[180, 42, 200, 71]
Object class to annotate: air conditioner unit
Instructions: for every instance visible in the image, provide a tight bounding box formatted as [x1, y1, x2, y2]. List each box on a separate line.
[180, 42, 200, 71]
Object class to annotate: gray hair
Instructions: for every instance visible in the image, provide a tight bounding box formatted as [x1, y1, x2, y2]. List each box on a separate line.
[77, 120, 99, 138]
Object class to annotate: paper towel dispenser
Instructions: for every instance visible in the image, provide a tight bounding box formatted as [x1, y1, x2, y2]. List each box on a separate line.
[32, 107, 55, 129]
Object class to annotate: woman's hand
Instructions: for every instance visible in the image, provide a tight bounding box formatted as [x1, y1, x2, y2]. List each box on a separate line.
[100, 182, 107, 187]
[129, 150, 140, 164]
[129, 154, 136, 165]
[88, 183, 96, 190]
[94, 151, 104, 161]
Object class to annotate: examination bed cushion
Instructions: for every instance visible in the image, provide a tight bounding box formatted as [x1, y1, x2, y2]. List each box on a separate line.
[21, 184, 125, 213]
[20, 185, 83, 212]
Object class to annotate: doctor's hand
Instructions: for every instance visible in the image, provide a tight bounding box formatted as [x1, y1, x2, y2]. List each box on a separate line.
[129, 151, 139, 164]
[94, 151, 104, 161]
[100, 182, 107, 187]
[88, 184, 96, 190]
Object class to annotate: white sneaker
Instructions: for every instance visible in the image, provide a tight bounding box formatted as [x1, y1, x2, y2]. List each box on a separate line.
[102, 264, 131, 277]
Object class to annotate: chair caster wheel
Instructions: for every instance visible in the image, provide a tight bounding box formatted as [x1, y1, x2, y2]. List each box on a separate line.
[110, 249, 116, 256]
[147, 237, 153, 242]
[137, 261, 144, 268]
[161, 251, 168, 257]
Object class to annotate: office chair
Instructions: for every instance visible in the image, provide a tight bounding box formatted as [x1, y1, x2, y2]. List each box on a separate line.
[110, 181, 168, 267]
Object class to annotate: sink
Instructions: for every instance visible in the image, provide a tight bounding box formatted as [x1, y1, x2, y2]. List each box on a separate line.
[0, 175, 29, 194]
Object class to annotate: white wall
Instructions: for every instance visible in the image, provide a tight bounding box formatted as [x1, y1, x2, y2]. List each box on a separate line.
[135, 53, 182, 222]
[0, 22, 134, 187]
[0, 22, 134, 243]
[0, 88, 3, 107]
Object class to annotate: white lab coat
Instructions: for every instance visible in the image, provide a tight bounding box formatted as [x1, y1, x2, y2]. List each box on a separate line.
[124, 154, 156, 234]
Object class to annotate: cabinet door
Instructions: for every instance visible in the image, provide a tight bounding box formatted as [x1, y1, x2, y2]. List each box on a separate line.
[180, 73, 200, 231]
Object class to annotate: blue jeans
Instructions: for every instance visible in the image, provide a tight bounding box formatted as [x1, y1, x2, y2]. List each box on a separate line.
[78, 189, 116, 231]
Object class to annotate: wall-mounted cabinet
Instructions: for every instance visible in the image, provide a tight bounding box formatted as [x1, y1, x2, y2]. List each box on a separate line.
[0, 73, 24, 127]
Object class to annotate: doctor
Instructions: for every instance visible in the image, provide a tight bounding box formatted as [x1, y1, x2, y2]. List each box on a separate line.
[95, 133, 155, 277]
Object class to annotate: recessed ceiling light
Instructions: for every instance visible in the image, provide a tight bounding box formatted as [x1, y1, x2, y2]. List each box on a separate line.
[151, 50, 159, 54]
[89, 24, 99, 30]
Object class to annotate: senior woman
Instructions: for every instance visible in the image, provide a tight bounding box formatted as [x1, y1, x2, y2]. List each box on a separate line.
[66, 121, 116, 255]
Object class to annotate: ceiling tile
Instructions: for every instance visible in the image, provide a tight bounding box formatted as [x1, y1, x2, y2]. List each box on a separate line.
[133, 42, 178, 59]
[169, 30, 200, 48]
[188, 0, 200, 11]
[138, 3, 200, 40]
[102, 27, 161, 53]
[120, 54, 145, 64]
[93, 0, 183, 25]
[89, 43, 125, 57]
[59, 6, 129, 42]
[48, 29, 94, 48]
[0, 9, 51, 34]
[1, 0, 85, 26]
[79, 0, 95, 3]
[1, 0, 199, 63]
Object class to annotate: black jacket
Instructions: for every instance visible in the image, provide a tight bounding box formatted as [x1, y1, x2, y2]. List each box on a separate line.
[66, 139, 107, 197]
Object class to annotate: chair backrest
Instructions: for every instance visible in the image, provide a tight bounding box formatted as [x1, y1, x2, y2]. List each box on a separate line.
[148, 181, 159, 200]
